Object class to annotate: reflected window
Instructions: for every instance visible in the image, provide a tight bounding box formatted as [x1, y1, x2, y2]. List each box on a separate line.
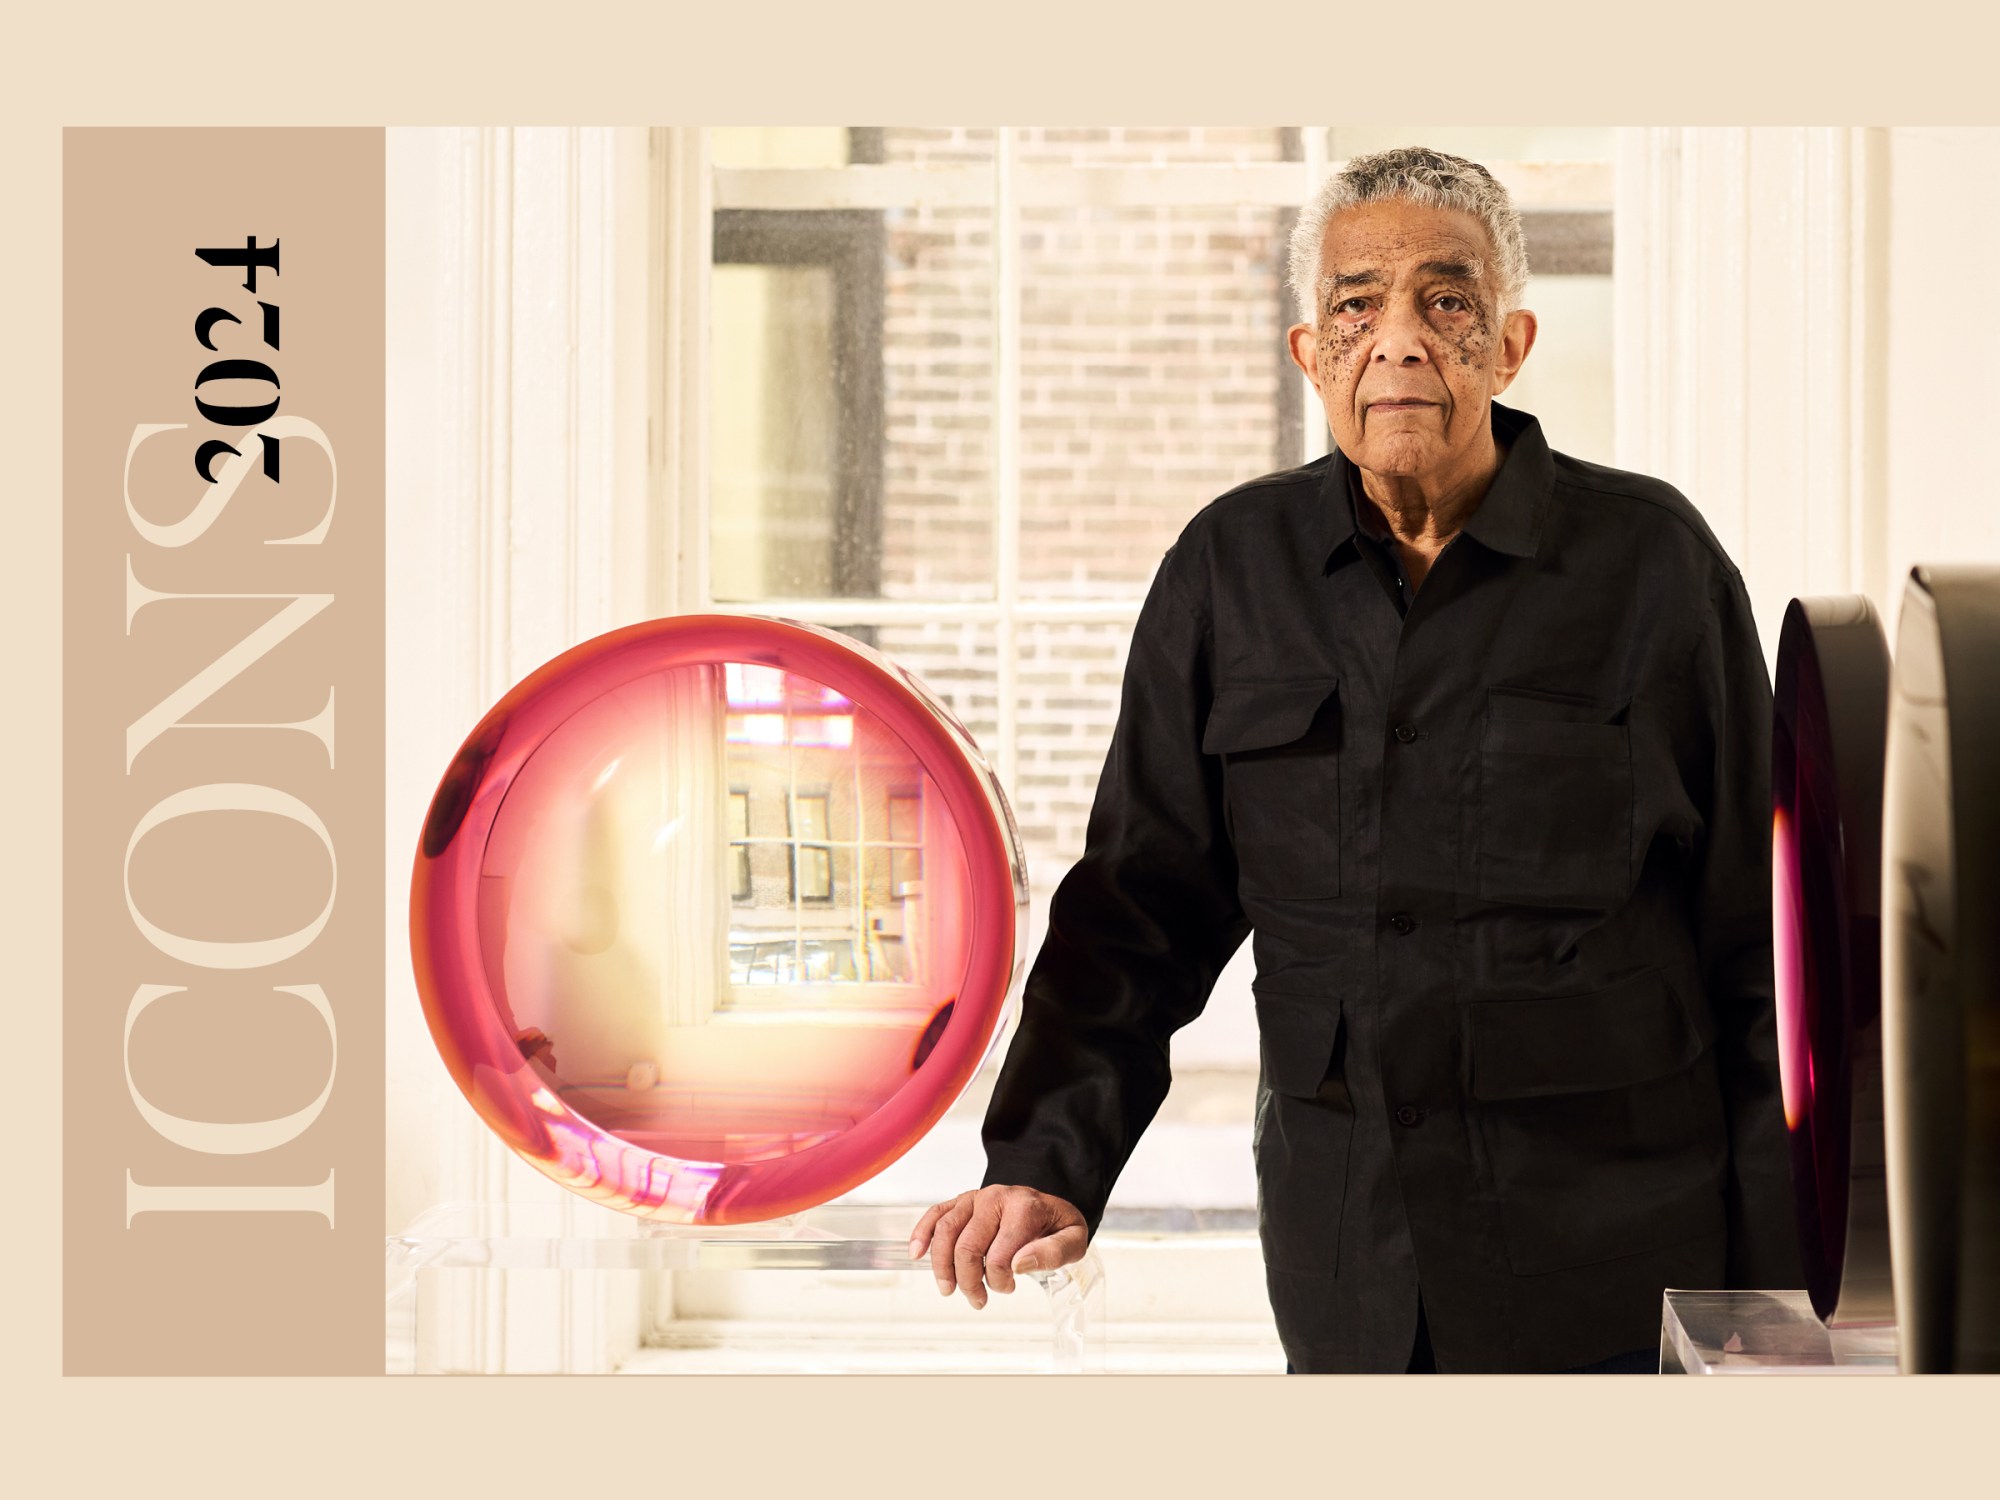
[887, 788, 923, 894]
[728, 787, 752, 902]
[794, 843, 835, 904]
[794, 789, 831, 840]
[791, 789, 834, 904]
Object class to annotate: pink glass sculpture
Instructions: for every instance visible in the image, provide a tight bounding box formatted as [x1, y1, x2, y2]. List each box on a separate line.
[410, 616, 1028, 1224]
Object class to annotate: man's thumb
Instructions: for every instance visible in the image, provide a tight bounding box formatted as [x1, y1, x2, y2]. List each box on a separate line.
[1012, 1226, 1083, 1275]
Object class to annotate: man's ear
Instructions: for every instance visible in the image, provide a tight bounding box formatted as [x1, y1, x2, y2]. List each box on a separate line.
[1490, 307, 1538, 395]
[1285, 321, 1322, 390]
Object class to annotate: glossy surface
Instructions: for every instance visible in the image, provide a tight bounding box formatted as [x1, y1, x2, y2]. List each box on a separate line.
[410, 616, 1027, 1224]
[1880, 567, 2000, 1372]
[1771, 595, 1891, 1328]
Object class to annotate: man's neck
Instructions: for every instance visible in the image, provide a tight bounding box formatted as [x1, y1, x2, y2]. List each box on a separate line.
[1357, 429, 1505, 557]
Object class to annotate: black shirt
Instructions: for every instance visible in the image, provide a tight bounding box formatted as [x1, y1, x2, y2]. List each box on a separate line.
[979, 400, 1804, 1373]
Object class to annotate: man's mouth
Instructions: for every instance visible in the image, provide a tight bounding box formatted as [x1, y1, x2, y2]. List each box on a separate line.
[1366, 399, 1438, 413]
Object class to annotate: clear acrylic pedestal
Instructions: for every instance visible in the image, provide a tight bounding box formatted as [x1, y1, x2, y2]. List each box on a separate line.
[385, 1201, 1107, 1375]
[1660, 1289, 1898, 1374]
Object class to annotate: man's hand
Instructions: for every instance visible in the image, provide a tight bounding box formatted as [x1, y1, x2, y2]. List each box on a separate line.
[908, 1186, 1089, 1310]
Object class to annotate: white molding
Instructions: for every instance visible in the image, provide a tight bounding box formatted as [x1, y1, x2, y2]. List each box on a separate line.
[1614, 127, 1889, 671]
[652, 127, 712, 617]
[1850, 129, 1892, 612]
[1299, 126, 1332, 464]
[713, 160, 1613, 213]
[386, 125, 652, 1373]
[695, 598, 1147, 624]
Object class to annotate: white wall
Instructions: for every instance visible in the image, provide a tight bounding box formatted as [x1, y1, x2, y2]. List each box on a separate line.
[1616, 126, 2000, 670]
[1883, 128, 2000, 594]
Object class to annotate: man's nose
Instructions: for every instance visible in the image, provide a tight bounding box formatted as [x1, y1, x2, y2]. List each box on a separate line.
[1371, 299, 1431, 365]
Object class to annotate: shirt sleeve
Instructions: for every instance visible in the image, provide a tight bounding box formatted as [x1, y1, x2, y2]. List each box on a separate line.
[979, 548, 1251, 1240]
[1692, 567, 1807, 1289]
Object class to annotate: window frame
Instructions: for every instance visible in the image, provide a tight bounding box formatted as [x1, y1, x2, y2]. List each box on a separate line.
[670, 128, 1615, 815]
[711, 207, 886, 598]
[636, 124, 1622, 1357]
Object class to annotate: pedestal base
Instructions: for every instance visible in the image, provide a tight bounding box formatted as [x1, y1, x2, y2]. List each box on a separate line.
[386, 1200, 1106, 1374]
[1660, 1289, 1897, 1373]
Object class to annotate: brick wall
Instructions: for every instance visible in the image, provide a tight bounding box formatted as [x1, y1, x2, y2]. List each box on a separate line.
[878, 127, 1290, 869]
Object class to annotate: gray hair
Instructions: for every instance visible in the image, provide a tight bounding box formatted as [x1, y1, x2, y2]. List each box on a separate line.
[1286, 145, 1529, 323]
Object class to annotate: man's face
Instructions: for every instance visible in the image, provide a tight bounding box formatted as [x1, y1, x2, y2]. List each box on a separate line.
[1286, 198, 1537, 485]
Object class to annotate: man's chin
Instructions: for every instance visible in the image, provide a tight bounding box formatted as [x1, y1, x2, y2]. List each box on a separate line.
[1347, 438, 1436, 479]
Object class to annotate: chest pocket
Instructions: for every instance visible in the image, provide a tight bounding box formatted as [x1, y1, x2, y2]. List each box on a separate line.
[1475, 687, 1634, 909]
[1202, 680, 1341, 900]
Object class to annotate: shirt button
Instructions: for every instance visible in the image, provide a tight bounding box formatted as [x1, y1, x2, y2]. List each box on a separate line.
[1395, 1105, 1423, 1127]
[1393, 723, 1418, 744]
[1389, 912, 1416, 935]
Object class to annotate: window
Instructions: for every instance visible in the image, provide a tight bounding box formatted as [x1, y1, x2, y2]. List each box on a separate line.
[695, 125, 1614, 886]
[682, 122, 1616, 1141]
[711, 204, 885, 601]
[790, 789, 835, 904]
[637, 123, 1621, 1364]
[728, 787, 753, 902]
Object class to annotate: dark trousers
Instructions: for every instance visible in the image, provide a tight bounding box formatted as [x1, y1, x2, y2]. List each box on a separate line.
[1283, 1296, 1658, 1374]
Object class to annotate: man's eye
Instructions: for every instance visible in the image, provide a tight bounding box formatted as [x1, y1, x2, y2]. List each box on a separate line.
[1338, 298, 1371, 317]
[1435, 294, 1467, 313]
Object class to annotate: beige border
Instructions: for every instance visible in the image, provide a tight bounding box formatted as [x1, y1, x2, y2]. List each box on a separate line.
[9, 0, 1998, 1490]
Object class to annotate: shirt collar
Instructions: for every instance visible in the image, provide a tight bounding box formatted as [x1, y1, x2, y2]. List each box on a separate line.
[1320, 399, 1553, 571]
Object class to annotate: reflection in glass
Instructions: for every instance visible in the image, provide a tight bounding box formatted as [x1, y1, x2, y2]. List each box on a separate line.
[1881, 575, 1955, 1370]
[411, 617, 1028, 1224]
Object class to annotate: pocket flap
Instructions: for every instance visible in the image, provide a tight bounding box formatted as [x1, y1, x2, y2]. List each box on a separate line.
[1486, 686, 1628, 724]
[1253, 985, 1344, 1097]
[1469, 969, 1700, 1101]
[1203, 680, 1340, 756]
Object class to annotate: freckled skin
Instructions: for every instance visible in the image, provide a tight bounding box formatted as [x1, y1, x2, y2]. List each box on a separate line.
[1286, 199, 1538, 592]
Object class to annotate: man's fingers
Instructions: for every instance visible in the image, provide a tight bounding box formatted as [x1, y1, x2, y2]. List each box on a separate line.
[920, 1188, 1089, 1308]
[953, 1190, 1006, 1309]
[982, 1204, 1056, 1295]
[926, 1194, 974, 1294]
[908, 1200, 949, 1260]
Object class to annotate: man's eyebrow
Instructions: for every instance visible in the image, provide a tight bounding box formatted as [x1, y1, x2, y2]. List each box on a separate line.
[1417, 259, 1483, 281]
[1322, 269, 1385, 292]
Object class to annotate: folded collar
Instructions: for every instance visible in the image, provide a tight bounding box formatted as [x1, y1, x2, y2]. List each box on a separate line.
[1320, 399, 1553, 570]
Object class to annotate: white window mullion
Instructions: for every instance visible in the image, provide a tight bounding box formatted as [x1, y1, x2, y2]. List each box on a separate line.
[651, 127, 713, 616]
[691, 598, 1145, 625]
[714, 160, 1613, 214]
[1300, 126, 1331, 465]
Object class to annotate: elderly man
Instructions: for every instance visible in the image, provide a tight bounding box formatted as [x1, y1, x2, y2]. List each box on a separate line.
[909, 146, 1802, 1373]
